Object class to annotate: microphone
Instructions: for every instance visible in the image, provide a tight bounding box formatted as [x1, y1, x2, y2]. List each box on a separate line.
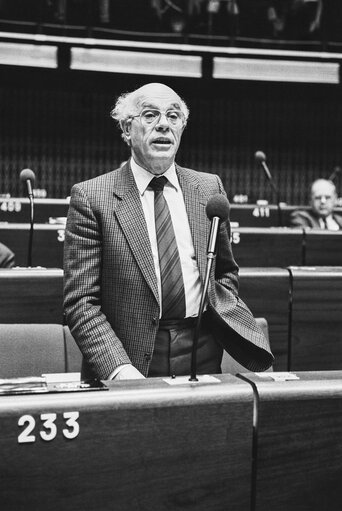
[189, 194, 230, 382]
[254, 150, 282, 226]
[20, 168, 35, 199]
[328, 166, 341, 182]
[206, 194, 230, 255]
[19, 168, 36, 267]
[254, 150, 273, 183]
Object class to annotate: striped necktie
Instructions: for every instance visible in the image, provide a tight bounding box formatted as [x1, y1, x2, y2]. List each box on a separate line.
[149, 176, 186, 319]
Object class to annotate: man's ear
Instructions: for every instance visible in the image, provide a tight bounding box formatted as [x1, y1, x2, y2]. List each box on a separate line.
[121, 119, 132, 142]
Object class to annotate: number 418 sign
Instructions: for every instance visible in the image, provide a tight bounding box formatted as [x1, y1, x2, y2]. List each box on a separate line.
[18, 412, 80, 443]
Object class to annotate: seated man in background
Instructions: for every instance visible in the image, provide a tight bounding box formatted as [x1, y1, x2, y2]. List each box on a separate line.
[290, 178, 342, 230]
[0, 242, 15, 268]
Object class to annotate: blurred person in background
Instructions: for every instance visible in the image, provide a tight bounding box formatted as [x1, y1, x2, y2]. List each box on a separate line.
[290, 178, 342, 230]
[238, 0, 322, 40]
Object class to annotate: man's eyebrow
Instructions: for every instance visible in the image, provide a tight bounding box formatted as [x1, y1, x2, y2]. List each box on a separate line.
[140, 102, 182, 110]
[140, 102, 157, 109]
[170, 102, 182, 109]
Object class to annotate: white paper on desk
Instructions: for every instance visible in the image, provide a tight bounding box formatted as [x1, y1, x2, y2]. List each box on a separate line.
[42, 372, 81, 383]
[163, 375, 221, 385]
[255, 372, 300, 381]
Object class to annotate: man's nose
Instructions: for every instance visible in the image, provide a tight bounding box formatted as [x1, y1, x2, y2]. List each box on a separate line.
[321, 196, 327, 204]
[155, 113, 169, 129]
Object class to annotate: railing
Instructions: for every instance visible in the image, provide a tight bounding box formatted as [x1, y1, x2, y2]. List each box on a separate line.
[0, 0, 341, 52]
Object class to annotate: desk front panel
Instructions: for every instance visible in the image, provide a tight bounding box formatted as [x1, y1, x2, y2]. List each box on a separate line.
[289, 267, 342, 371]
[3, 224, 342, 270]
[231, 228, 303, 267]
[239, 268, 290, 371]
[0, 198, 69, 224]
[304, 230, 342, 266]
[0, 223, 64, 268]
[0, 375, 253, 511]
[230, 204, 281, 227]
[242, 371, 342, 511]
[0, 268, 63, 323]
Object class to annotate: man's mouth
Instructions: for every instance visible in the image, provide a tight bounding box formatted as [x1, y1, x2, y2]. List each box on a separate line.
[152, 138, 172, 146]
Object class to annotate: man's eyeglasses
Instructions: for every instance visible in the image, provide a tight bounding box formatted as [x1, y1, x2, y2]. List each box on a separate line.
[313, 195, 334, 201]
[131, 109, 185, 128]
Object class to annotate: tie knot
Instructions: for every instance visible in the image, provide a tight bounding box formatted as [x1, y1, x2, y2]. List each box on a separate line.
[149, 176, 168, 192]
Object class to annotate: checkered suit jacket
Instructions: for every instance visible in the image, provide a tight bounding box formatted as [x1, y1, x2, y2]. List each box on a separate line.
[64, 162, 274, 379]
[0, 242, 15, 268]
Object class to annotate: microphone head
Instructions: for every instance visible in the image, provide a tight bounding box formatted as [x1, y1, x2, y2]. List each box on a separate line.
[254, 151, 266, 163]
[206, 194, 230, 222]
[20, 168, 35, 183]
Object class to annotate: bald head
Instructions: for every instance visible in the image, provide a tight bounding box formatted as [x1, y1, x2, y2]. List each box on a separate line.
[132, 83, 183, 108]
[310, 179, 337, 218]
[110, 82, 189, 129]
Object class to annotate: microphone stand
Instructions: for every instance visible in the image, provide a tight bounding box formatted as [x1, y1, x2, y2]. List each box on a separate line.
[27, 184, 34, 267]
[189, 217, 219, 382]
[275, 190, 283, 227]
[261, 161, 283, 227]
[328, 166, 341, 182]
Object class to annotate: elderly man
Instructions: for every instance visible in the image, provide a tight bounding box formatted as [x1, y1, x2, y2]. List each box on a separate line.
[290, 179, 342, 230]
[64, 82, 273, 381]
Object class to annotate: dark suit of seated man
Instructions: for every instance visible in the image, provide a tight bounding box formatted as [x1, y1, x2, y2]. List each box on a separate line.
[0, 242, 15, 268]
[290, 179, 342, 230]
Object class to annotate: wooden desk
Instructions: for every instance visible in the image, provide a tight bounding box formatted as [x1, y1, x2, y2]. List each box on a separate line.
[239, 268, 290, 371]
[242, 371, 342, 511]
[0, 197, 69, 223]
[0, 223, 64, 268]
[0, 375, 253, 511]
[303, 230, 342, 266]
[288, 266, 342, 371]
[2, 222, 341, 270]
[230, 204, 342, 228]
[231, 228, 342, 267]
[0, 268, 63, 323]
[231, 227, 303, 267]
[230, 204, 281, 227]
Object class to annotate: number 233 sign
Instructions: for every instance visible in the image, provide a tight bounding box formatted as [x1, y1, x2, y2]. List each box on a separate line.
[17, 411, 80, 444]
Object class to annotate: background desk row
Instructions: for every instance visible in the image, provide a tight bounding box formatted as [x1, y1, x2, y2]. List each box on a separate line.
[1, 224, 342, 268]
[0, 267, 341, 373]
[1, 372, 341, 511]
[2, 197, 342, 228]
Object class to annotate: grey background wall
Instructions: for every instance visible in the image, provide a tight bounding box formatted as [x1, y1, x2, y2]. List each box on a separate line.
[1, 67, 341, 204]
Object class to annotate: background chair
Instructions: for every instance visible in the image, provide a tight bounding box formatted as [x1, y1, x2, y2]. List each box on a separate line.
[0, 324, 82, 378]
[0, 319, 271, 379]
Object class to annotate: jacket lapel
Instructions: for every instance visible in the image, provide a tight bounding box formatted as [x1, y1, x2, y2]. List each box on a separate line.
[176, 165, 209, 283]
[111, 162, 159, 303]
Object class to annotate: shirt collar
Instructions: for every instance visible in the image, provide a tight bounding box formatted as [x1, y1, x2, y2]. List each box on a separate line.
[130, 157, 179, 195]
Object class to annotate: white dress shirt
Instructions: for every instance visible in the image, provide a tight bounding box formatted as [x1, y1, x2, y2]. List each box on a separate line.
[130, 157, 203, 318]
[319, 215, 339, 231]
